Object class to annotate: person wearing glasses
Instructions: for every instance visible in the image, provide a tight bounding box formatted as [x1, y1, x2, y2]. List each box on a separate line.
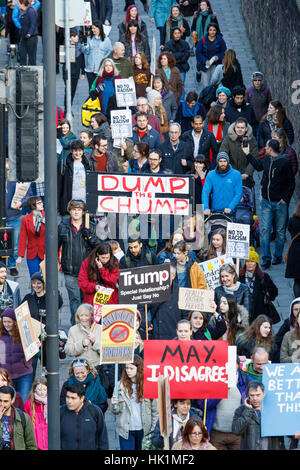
[172, 417, 217, 450]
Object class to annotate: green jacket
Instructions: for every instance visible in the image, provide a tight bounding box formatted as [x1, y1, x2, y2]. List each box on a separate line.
[0, 407, 37, 450]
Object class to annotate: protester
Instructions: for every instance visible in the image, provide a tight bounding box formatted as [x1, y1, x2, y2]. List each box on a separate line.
[275, 298, 300, 360]
[118, 5, 148, 42]
[199, 227, 226, 261]
[213, 86, 231, 109]
[245, 72, 272, 138]
[163, 26, 191, 93]
[214, 264, 250, 317]
[0, 368, 24, 410]
[0, 263, 21, 315]
[211, 49, 244, 91]
[57, 119, 77, 163]
[152, 74, 178, 123]
[156, 51, 183, 104]
[176, 92, 207, 134]
[204, 104, 230, 150]
[181, 113, 218, 168]
[172, 240, 207, 289]
[86, 135, 119, 172]
[89, 58, 121, 117]
[157, 231, 197, 264]
[191, 1, 219, 44]
[24, 378, 48, 450]
[235, 315, 277, 362]
[280, 310, 300, 363]
[244, 347, 269, 383]
[162, 4, 190, 45]
[103, 41, 134, 79]
[271, 128, 298, 176]
[63, 31, 85, 109]
[257, 100, 295, 149]
[150, 0, 177, 46]
[122, 20, 150, 64]
[146, 88, 169, 138]
[90, 113, 111, 140]
[190, 156, 209, 209]
[172, 417, 217, 450]
[123, 142, 150, 173]
[133, 53, 151, 98]
[224, 86, 256, 127]
[80, 129, 94, 154]
[188, 306, 226, 340]
[19, 0, 39, 66]
[210, 294, 249, 344]
[160, 123, 191, 174]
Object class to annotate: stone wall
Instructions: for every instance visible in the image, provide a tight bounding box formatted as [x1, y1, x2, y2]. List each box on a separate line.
[241, 0, 300, 195]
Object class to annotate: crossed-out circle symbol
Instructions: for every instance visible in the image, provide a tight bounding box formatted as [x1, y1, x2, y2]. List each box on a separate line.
[109, 324, 130, 343]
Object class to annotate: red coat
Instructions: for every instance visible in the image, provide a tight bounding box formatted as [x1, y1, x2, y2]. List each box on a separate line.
[18, 212, 45, 260]
[77, 257, 119, 306]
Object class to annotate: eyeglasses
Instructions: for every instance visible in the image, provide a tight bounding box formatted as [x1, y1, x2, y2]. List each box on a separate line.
[190, 432, 203, 437]
[149, 158, 160, 162]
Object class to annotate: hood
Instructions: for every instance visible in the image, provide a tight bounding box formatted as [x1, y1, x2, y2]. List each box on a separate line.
[289, 297, 300, 326]
[227, 121, 253, 142]
[237, 304, 249, 330]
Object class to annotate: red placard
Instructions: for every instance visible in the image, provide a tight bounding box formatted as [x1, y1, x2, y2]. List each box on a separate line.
[143, 340, 228, 399]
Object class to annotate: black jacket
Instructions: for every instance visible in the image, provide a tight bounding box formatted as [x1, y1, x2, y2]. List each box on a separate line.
[257, 118, 294, 149]
[245, 152, 295, 203]
[119, 244, 158, 270]
[221, 60, 244, 91]
[22, 291, 63, 322]
[225, 99, 256, 127]
[89, 0, 112, 24]
[160, 139, 192, 174]
[60, 400, 109, 450]
[58, 216, 100, 276]
[285, 217, 300, 279]
[181, 128, 219, 170]
[192, 314, 227, 340]
[163, 38, 190, 73]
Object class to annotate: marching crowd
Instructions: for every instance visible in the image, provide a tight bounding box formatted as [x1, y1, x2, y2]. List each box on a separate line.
[1, 0, 300, 452]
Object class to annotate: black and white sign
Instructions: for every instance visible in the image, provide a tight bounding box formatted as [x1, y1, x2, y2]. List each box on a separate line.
[115, 78, 137, 107]
[110, 109, 132, 140]
[226, 222, 250, 259]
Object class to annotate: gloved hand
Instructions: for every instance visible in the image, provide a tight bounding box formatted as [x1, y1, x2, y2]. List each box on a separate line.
[89, 89, 98, 100]
[81, 228, 91, 239]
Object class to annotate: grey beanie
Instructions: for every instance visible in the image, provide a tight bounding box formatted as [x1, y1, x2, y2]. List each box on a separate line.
[251, 71, 264, 81]
[216, 152, 230, 163]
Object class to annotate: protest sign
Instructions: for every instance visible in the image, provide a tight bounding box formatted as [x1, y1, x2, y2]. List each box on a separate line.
[93, 286, 114, 322]
[86, 172, 194, 216]
[118, 264, 171, 304]
[15, 301, 39, 361]
[226, 222, 250, 259]
[158, 375, 172, 449]
[143, 340, 228, 399]
[178, 287, 215, 312]
[115, 78, 137, 107]
[100, 304, 137, 364]
[110, 109, 132, 140]
[199, 256, 234, 289]
[261, 363, 300, 437]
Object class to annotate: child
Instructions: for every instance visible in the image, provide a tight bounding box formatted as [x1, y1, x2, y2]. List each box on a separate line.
[108, 240, 125, 261]
[172, 240, 207, 289]
[24, 378, 48, 450]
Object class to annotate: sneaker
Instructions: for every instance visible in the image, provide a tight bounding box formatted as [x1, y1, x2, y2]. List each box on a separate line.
[9, 267, 19, 277]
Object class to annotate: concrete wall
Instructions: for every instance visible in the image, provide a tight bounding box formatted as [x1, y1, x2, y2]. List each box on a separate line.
[241, 0, 300, 195]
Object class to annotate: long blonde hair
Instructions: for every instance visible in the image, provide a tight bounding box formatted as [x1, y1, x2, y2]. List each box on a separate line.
[28, 377, 47, 426]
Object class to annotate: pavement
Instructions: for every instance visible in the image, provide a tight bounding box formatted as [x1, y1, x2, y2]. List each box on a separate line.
[0, 0, 297, 451]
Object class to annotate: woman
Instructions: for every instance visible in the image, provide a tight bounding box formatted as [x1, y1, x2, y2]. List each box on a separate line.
[16, 196, 45, 278]
[199, 227, 226, 261]
[122, 20, 151, 65]
[24, 377, 48, 450]
[210, 294, 249, 344]
[0, 308, 34, 402]
[211, 49, 244, 91]
[0, 367, 24, 410]
[214, 263, 250, 318]
[78, 242, 119, 307]
[272, 128, 298, 176]
[90, 113, 111, 140]
[280, 310, 300, 363]
[172, 417, 217, 450]
[89, 58, 121, 117]
[133, 53, 151, 98]
[152, 74, 177, 123]
[239, 247, 278, 325]
[175, 91, 206, 134]
[64, 303, 101, 368]
[146, 88, 169, 138]
[285, 200, 300, 298]
[60, 358, 107, 414]
[162, 5, 190, 45]
[156, 51, 183, 104]
[111, 355, 158, 450]
[258, 100, 295, 150]
[19, 0, 39, 66]
[191, 0, 219, 44]
[123, 142, 150, 173]
[80, 129, 94, 154]
[150, 0, 177, 46]
[205, 105, 230, 151]
[191, 156, 209, 209]
[173, 240, 207, 289]
[195, 22, 227, 91]
[57, 119, 77, 163]
[79, 20, 113, 90]
[214, 86, 231, 109]
[163, 26, 190, 92]
[235, 314, 277, 361]
[275, 298, 300, 362]
[158, 230, 196, 264]
[189, 306, 226, 340]
[118, 5, 148, 43]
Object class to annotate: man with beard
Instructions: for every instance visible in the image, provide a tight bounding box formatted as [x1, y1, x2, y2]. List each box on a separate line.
[0, 263, 21, 315]
[202, 151, 242, 216]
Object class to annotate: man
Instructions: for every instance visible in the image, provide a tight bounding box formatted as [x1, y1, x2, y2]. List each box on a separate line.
[0, 263, 21, 315]
[220, 116, 259, 185]
[63, 31, 85, 109]
[232, 381, 284, 450]
[160, 123, 191, 174]
[147, 149, 167, 174]
[245, 347, 269, 382]
[58, 200, 100, 325]
[105, 42, 133, 79]
[89, 0, 112, 25]
[132, 97, 163, 141]
[60, 383, 108, 450]
[225, 86, 256, 127]
[245, 72, 272, 139]
[87, 135, 119, 172]
[202, 152, 243, 216]
[0, 385, 37, 450]
[58, 139, 94, 216]
[128, 111, 161, 150]
[181, 114, 218, 169]
[243, 138, 295, 268]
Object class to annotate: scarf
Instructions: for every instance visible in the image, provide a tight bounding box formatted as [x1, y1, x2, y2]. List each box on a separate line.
[34, 212, 44, 236]
[165, 15, 184, 43]
[182, 100, 200, 118]
[266, 114, 277, 132]
[68, 373, 107, 405]
[208, 121, 223, 164]
[102, 70, 115, 79]
[34, 393, 48, 423]
[223, 282, 241, 294]
[173, 412, 190, 443]
[195, 11, 211, 40]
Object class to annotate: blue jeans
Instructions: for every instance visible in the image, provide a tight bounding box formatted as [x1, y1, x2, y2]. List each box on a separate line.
[12, 373, 33, 402]
[260, 198, 288, 262]
[6, 216, 23, 267]
[27, 255, 43, 278]
[64, 274, 82, 325]
[119, 430, 144, 450]
[180, 72, 186, 101]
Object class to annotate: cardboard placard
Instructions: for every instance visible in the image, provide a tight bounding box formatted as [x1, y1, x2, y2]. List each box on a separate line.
[115, 78, 137, 107]
[226, 222, 250, 259]
[15, 301, 39, 361]
[178, 287, 215, 312]
[93, 287, 114, 323]
[199, 256, 234, 289]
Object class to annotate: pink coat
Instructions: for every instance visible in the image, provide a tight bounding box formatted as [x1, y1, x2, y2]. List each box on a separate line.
[24, 399, 48, 450]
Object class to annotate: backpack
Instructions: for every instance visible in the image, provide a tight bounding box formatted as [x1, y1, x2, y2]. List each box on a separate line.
[15, 408, 26, 433]
[81, 96, 102, 127]
[247, 85, 270, 100]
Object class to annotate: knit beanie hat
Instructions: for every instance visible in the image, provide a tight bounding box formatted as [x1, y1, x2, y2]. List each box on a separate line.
[1, 308, 16, 321]
[216, 151, 230, 164]
[31, 271, 45, 284]
[245, 246, 259, 264]
[216, 86, 231, 98]
[146, 87, 161, 111]
[251, 71, 264, 81]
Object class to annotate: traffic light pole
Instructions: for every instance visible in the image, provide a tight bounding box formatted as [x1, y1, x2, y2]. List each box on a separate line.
[64, 0, 72, 124]
[43, 1, 60, 450]
[0, 104, 5, 227]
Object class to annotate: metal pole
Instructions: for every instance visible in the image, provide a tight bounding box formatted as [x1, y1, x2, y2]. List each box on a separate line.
[43, 0, 60, 450]
[64, 0, 72, 124]
[0, 104, 6, 226]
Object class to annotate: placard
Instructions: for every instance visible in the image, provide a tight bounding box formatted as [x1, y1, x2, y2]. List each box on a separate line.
[15, 301, 39, 361]
[118, 264, 171, 304]
[86, 172, 194, 216]
[115, 78, 137, 107]
[93, 286, 114, 322]
[261, 363, 300, 437]
[178, 287, 215, 312]
[100, 304, 137, 364]
[226, 222, 250, 259]
[110, 109, 132, 140]
[144, 340, 228, 399]
[199, 256, 234, 289]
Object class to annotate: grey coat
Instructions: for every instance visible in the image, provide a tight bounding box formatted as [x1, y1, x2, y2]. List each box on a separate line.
[280, 329, 300, 363]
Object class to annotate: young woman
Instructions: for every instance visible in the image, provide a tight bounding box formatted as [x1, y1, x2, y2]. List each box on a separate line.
[163, 26, 191, 92]
[78, 242, 119, 307]
[175, 319, 193, 341]
[214, 264, 250, 318]
[209, 294, 249, 344]
[280, 311, 300, 363]
[152, 74, 178, 123]
[60, 358, 107, 414]
[199, 227, 226, 261]
[275, 298, 300, 361]
[80, 129, 94, 154]
[189, 306, 226, 340]
[215, 86, 231, 109]
[24, 377, 48, 450]
[205, 105, 230, 150]
[156, 51, 183, 104]
[235, 314, 277, 361]
[191, 1, 219, 43]
[19, 0, 39, 66]
[133, 53, 151, 98]
[162, 4, 190, 45]
[90, 113, 111, 140]
[16, 196, 45, 278]
[173, 240, 207, 289]
[211, 49, 244, 91]
[258, 100, 295, 149]
[175, 90, 206, 134]
[89, 59, 121, 117]
[123, 142, 150, 173]
[123, 20, 151, 64]
[0, 367, 24, 410]
[64, 303, 102, 368]
[111, 355, 158, 450]
[158, 230, 196, 264]
[57, 118, 77, 163]
[146, 87, 169, 138]
[172, 417, 217, 450]
[271, 128, 298, 176]
[191, 156, 209, 209]
[285, 201, 300, 298]
[118, 5, 148, 43]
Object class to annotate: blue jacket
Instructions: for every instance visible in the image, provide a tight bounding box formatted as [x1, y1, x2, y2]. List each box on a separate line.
[130, 125, 161, 149]
[12, 0, 40, 29]
[20, 4, 39, 38]
[79, 36, 113, 74]
[150, 0, 177, 28]
[196, 33, 227, 72]
[202, 164, 243, 212]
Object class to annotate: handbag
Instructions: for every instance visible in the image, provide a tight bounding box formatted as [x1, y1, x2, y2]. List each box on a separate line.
[264, 296, 281, 324]
[284, 231, 300, 263]
[81, 95, 101, 127]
